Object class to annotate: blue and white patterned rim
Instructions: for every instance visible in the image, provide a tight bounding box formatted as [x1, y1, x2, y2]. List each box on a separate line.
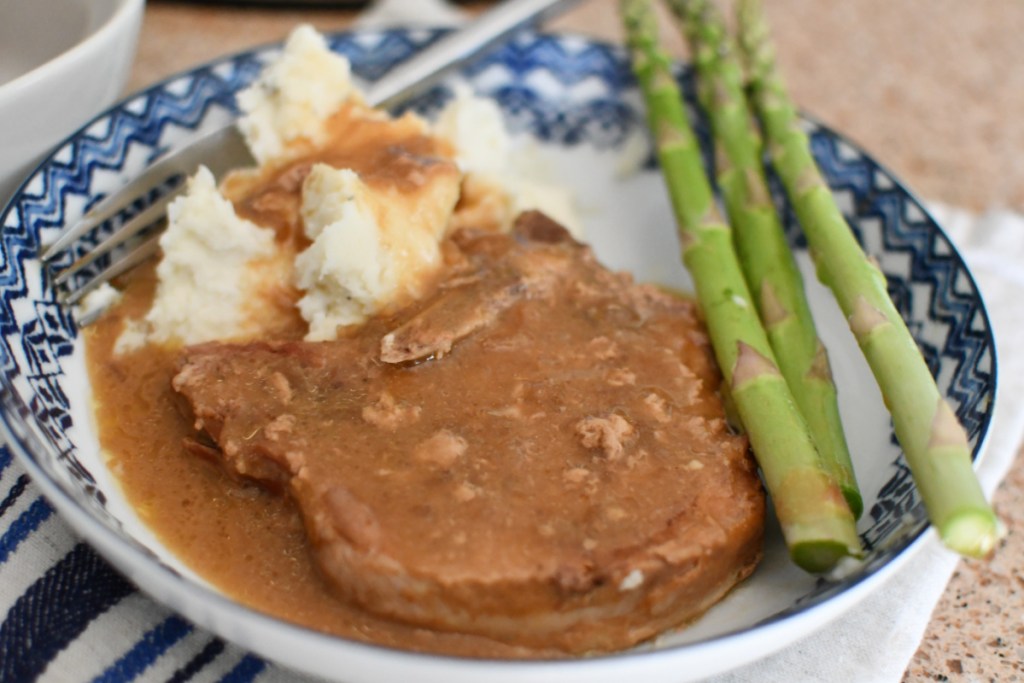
[0, 27, 997, 665]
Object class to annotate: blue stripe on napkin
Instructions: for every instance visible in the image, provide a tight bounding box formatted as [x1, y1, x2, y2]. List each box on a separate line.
[0, 542, 135, 681]
[0, 497, 54, 564]
[0, 446, 11, 477]
[168, 638, 226, 683]
[219, 655, 266, 683]
[0, 474, 29, 519]
[0, 457, 276, 683]
[92, 615, 193, 683]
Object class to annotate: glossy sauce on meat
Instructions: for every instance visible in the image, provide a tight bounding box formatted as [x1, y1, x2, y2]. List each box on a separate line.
[84, 111, 764, 657]
[221, 104, 454, 243]
[87, 112, 546, 657]
[87, 266, 558, 658]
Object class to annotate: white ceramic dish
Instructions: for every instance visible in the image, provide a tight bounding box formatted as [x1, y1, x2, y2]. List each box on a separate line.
[0, 0, 143, 206]
[0, 29, 996, 682]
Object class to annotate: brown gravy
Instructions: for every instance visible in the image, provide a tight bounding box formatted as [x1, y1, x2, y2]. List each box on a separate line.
[85, 109, 553, 657]
[84, 105, 761, 658]
[86, 265, 560, 658]
[222, 105, 455, 242]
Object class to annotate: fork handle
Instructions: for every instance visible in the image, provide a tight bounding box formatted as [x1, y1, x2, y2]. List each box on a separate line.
[365, 0, 581, 109]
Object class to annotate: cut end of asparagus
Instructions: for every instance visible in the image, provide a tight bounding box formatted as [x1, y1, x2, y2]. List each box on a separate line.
[791, 540, 861, 574]
[941, 510, 1002, 559]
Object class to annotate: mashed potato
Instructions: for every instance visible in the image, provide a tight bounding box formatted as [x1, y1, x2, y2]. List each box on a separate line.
[433, 85, 511, 176]
[296, 161, 459, 340]
[237, 25, 359, 165]
[116, 166, 285, 352]
[116, 25, 579, 351]
[435, 85, 582, 238]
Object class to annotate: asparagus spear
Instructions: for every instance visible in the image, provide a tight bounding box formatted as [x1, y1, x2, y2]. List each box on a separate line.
[668, 0, 862, 518]
[619, 0, 861, 572]
[737, 0, 999, 557]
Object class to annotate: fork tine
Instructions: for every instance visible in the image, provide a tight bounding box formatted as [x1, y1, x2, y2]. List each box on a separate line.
[42, 191, 128, 263]
[62, 232, 161, 307]
[40, 125, 250, 262]
[40, 170, 182, 264]
[53, 194, 171, 287]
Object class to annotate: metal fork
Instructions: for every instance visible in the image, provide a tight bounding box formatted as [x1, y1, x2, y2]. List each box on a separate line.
[43, 0, 580, 313]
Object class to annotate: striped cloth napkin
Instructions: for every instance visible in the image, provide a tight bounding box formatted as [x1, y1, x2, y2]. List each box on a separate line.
[1, 206, 1021, 682]
[3, 5, 1023, 681]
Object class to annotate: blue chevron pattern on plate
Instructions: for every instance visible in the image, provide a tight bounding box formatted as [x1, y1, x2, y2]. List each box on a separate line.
[0, 28, 996, 683]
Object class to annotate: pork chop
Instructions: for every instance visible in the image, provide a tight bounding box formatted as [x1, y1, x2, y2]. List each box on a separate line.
[172, 212, 764, 653]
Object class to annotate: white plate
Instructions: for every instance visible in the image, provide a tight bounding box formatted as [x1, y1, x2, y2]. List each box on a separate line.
[0, 29, 997, 682]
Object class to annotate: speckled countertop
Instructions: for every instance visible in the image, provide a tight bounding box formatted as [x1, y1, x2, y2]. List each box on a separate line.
[133, 2, 1024, 680]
